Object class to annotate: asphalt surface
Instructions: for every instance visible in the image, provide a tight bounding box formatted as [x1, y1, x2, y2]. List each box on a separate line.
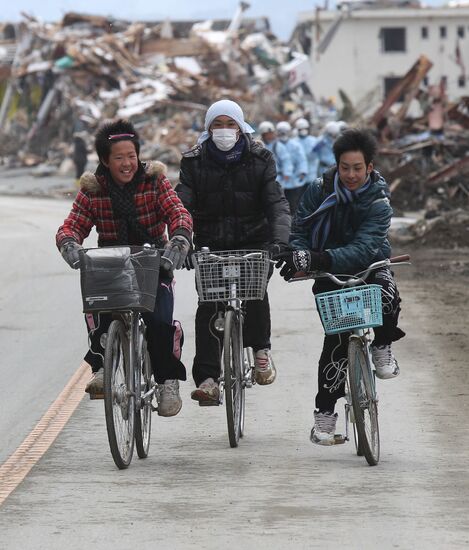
[0, 185, 468, 549]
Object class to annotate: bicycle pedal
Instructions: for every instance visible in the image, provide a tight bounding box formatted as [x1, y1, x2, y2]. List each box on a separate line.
[198, 400, 220, 407]
[88, 393, 104, 400]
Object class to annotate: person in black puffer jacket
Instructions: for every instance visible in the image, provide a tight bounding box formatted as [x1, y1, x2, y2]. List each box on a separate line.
[176, 99, 291, 405]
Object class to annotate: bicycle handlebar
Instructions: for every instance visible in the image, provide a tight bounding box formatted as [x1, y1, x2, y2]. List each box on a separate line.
[288, 254, 411, 287]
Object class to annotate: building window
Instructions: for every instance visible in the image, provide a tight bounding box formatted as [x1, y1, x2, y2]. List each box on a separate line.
[457, 26, 465, 39]
[381, 28, 406, 52]
[384, 76, 405, 101]
[440, 26, 447, 39]
[421, 26, 428, 39]
[458, 75, 466, 87]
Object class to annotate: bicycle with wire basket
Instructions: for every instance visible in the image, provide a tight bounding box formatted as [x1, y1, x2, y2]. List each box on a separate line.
[79, 244, 160, 469]
[192, 249, 271, 448]
[290, 254, 410, 466]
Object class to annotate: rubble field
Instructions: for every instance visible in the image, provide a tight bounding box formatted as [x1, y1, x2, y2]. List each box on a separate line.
[1, 12, 468, 249]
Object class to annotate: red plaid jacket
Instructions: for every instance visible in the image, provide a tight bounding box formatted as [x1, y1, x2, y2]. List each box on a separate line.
[56, 161, 192, 248]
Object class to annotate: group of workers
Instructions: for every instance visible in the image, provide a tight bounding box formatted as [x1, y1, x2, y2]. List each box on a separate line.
[259, 118, 348, 214]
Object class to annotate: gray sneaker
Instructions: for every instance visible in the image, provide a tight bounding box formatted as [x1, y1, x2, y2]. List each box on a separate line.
[371, 344, 400, 379]
[310, 410, 338, 446]
[85, 368, 104, 397]
[156, 379, 182, 417]
[254, 348, 277, 385]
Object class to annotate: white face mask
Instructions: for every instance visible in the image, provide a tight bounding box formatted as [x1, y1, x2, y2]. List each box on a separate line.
[298, 129, 309, 137]
[211, 129, 238, 151]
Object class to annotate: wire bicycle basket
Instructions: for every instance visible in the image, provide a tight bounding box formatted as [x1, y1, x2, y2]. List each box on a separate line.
[315, 284, 383, 335]
[192, 249, 270, 302]
[80, 246, 160, 313]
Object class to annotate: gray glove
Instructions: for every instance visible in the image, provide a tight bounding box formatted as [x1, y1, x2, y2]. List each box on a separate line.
[161, 235, 191, 271]
[60, 239, 83, 269]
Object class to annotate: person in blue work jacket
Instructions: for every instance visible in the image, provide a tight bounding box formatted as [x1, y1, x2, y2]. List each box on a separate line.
[294, 118, 319, 187]
[276, 121, 308, 215]
[314, 121, 348, 178]
[258, 121, 293, 190]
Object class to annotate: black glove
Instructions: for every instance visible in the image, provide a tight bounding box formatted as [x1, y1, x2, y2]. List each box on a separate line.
[183, 248, 195, 270]
[161, 235, 191, 271]
[60, 239, 83, 269]
[273, 250, 331, 281]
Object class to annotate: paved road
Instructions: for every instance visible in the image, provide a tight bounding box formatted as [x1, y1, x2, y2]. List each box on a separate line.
[0, 196, 468, 549]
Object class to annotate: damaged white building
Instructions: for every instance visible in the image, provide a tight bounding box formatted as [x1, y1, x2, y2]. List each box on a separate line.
[292, 0, 469, 109]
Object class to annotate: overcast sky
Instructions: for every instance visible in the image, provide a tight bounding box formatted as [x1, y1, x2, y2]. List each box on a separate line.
[1, 0, 446, 41]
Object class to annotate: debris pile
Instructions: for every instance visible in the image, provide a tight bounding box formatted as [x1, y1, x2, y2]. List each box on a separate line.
[358, 56, 469, 247]
[0, 7, 306, 169]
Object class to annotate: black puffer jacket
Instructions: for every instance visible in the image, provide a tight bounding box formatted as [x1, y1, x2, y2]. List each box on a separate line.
[176, 135, 291, 250]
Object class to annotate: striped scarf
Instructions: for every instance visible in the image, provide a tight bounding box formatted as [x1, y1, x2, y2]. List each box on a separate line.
[301, 172, 371, 250]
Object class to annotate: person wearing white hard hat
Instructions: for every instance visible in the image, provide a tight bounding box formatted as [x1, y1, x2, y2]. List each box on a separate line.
[294, 118, 319, 192]
[177, 100, 291, 407]
[312, 121, 346, 177]
[276, 121, 308, 215]
[258, 120, 294, 194]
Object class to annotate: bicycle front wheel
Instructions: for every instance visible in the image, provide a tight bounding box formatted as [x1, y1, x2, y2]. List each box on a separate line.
[223, 310, 244, 448]
[104, 319, 135, 469]
[348, 338, 380, 466]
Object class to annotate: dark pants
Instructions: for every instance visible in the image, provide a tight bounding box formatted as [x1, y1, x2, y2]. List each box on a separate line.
[313, 268, 405, 413]
[192, 290, 271, 387]
[284, 185, 307, 216]
[84, 274, 186, 384]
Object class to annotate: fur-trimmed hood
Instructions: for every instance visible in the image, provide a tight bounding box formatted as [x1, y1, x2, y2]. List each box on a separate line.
[79, 160, 167, 193]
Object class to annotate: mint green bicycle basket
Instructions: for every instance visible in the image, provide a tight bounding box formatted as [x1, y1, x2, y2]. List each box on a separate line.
[315, 284, 383, 335]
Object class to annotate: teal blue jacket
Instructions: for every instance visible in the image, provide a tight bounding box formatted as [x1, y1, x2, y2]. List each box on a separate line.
[290, 168, 392, 274]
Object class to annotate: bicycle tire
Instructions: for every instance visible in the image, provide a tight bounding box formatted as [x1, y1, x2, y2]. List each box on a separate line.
[223, 310, 244, 448]
[348, 338, 380, 466]
[135, 340, 152, 459]
[239, 347, 252, 438]
[104, 319, 135, 469]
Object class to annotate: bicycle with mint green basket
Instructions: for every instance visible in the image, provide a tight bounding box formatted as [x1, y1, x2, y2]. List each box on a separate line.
[290, 254, 410, 466]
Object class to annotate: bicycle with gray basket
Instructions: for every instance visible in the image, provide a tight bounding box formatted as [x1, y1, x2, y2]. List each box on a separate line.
[290, 254, 410, 466]
[79, 245, 160, 469]
[192, 249, 271, 448]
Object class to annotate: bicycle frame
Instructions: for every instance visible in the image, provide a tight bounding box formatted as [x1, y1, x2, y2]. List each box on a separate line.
[289, 254, 410, 462]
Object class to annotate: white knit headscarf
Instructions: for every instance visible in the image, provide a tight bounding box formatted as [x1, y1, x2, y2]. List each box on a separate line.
[197, 99, 255, 144]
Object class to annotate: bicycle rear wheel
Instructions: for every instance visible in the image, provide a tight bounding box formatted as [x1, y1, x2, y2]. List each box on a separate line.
[104, 319, 135, 469]
[135, 339, 152, 459]
[348, 338, 380, 466]
[240, 347, 253, 438]
[223, 310, 244, 448]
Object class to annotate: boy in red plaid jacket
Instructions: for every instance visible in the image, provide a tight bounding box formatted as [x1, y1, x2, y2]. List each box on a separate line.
[56, 119, 192, 416]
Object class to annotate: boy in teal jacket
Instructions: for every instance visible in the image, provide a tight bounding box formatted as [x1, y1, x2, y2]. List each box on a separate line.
[275, 128, 405, 445]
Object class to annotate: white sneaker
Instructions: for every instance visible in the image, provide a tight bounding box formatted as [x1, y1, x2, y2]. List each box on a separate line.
[85, 368, 104, 396]
[310, 410, 338, 446]
[156, 379, 182, 417]
[371, 344, 400, 379]
[254, 348, 277, 385]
